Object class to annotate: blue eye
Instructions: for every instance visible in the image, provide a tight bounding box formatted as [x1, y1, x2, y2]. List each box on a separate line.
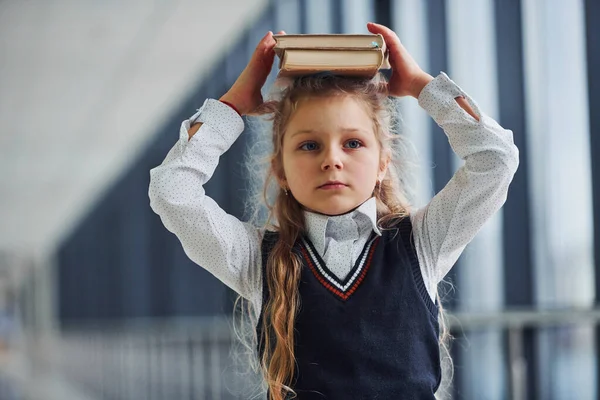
[345, 140, 363, 149]
[300, 142, 319, 151]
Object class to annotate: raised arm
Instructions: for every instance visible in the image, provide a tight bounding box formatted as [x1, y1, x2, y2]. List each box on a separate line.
[367, 22, 519, 300]
[149, 100, 263, 305]
[410, 73, 519, 298]
[148, 31, 279, 311]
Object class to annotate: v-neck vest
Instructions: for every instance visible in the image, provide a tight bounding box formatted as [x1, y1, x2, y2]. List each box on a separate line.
[257, 217, 441, 399]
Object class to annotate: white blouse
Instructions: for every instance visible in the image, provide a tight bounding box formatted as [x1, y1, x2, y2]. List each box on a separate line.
[148, 72, 520, 315]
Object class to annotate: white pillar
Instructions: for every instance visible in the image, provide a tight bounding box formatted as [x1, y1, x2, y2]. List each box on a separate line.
[274, 0, 301, 34]
[522, 0, 596, 398]
[305, 0, 333, 33]
[341, 0, 373, 33]
[446, 0, 506, 398]
[391, 0, 434, 209]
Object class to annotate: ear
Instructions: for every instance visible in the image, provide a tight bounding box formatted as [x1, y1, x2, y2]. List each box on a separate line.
[271, 158, 288, 188]
[378, 151, 391, 181]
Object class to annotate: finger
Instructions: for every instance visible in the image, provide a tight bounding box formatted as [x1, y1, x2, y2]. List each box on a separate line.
[260, 46, 276, 75]
[264, 31, 277, 49]
[277, 30, 286, 35]
[255, 31, 273, 51]
[261, 32, 277, 64]
[250, 31, 274, 64]
[249, 32, 276, 75]
[251, 31, 273, 60]
[367, 22, 402, 62]
[367, 22, 400, 45]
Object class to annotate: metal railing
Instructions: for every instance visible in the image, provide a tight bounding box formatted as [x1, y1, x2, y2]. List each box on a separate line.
[447, 308, 600, 400]
[9, 309, 600, 400]
[58, 317, 263, 400]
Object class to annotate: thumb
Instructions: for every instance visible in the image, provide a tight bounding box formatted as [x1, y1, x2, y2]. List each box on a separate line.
[249, 31, 276, 73]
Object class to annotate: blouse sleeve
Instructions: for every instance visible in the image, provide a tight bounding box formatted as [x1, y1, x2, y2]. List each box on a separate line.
[148, 99, 263, 312]
[409, 72, 520, 300]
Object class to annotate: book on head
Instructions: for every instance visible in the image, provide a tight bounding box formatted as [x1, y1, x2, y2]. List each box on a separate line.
[273, 34, 391, 78]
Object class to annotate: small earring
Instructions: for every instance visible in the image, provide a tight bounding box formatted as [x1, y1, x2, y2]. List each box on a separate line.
[284, 187, 288, 196]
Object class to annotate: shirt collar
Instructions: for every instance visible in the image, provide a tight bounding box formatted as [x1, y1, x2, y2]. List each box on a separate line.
[303, 197, 382, 255]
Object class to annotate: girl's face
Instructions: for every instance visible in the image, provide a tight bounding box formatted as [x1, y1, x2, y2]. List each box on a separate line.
[280, 95, 388, 216]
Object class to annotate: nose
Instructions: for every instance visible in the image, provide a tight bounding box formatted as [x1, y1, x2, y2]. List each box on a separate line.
[321, 147, 343, 171]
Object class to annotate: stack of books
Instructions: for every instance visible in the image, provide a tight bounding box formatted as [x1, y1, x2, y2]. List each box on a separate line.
[273, 33, 391, 78]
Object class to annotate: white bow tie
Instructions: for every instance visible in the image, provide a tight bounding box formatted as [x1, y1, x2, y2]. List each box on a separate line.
[326, 215, 360, 244]
[323, 216, 360, 280]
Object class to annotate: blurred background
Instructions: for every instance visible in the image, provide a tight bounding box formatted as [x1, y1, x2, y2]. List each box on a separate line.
[0, 0, 598, 399]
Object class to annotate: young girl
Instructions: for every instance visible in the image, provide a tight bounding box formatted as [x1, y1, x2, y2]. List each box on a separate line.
[149, 23, 519, 400]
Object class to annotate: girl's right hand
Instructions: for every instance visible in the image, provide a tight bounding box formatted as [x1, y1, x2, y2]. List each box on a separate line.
[219, 31, 282, 116]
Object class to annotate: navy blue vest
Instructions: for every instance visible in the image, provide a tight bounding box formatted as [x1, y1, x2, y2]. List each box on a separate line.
[257, 217, 441, 399]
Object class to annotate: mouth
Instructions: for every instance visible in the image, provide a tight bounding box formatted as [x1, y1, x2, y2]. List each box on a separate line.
[318, 181, 348, 190]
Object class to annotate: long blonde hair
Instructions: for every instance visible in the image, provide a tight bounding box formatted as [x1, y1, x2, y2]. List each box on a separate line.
[234, 73, 453, 400]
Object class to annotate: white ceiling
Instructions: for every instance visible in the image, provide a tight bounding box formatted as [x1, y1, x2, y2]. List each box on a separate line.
[0, 0, 269, 258]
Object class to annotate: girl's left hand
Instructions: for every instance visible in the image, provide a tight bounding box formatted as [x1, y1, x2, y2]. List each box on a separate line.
[367, 22, 434, 98]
